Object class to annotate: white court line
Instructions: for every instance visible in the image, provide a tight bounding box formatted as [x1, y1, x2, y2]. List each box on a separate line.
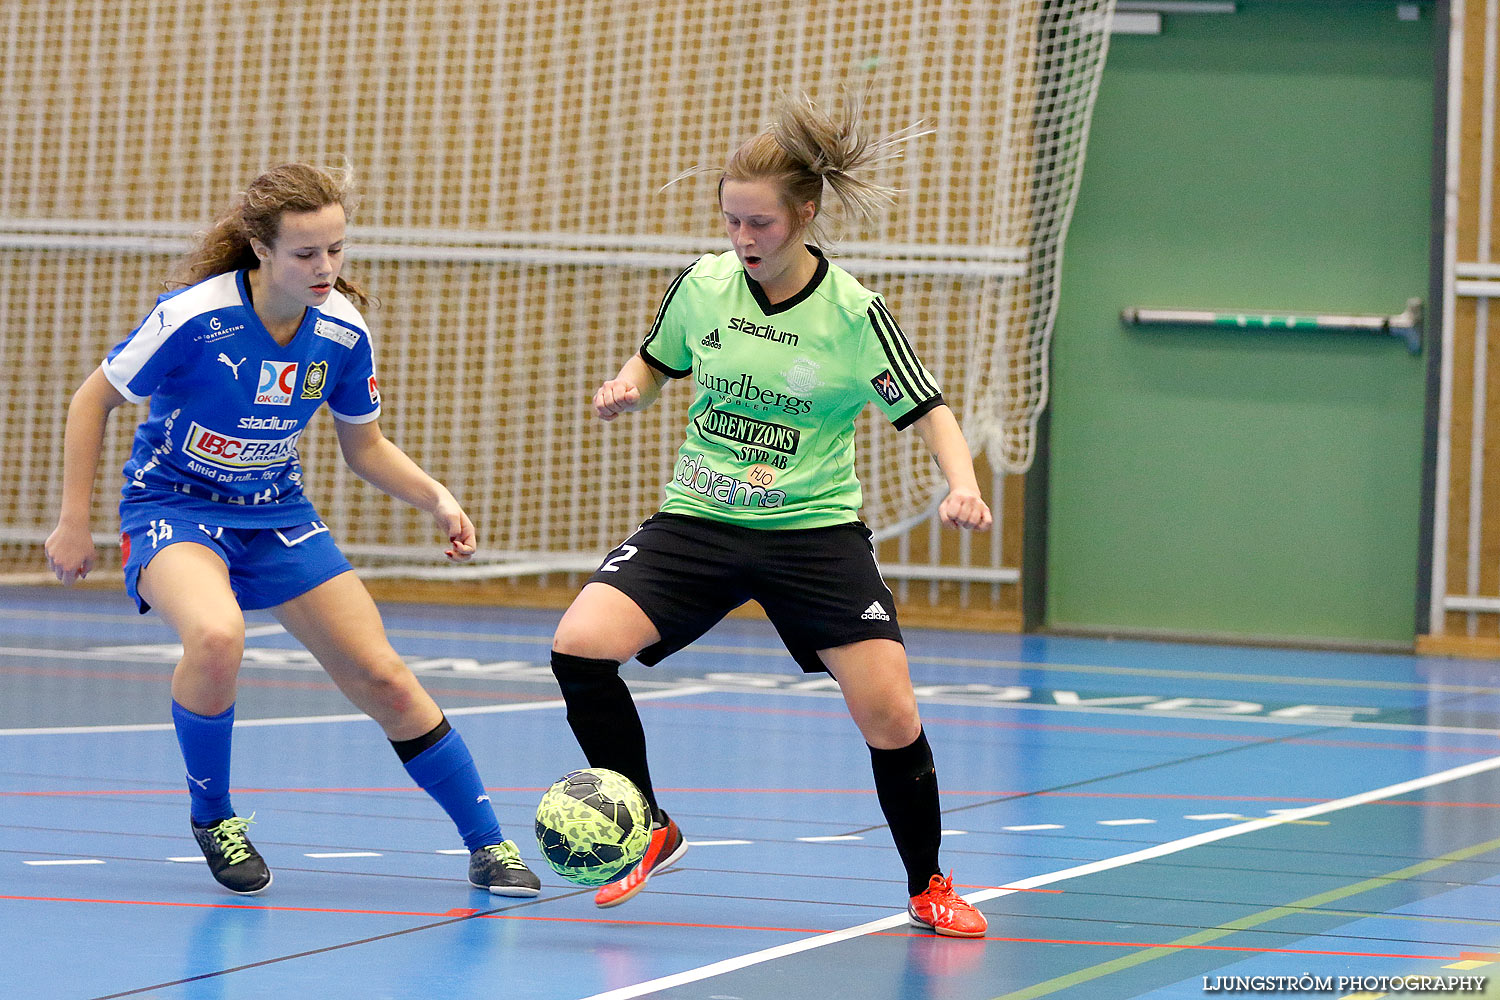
[3, 613, 1496, 696]
[575, 752, 1500, 1000]
[23, 858, 104, 866]
[0, 686, 717, 736]
[8, 643, 1500, 738]
[305, 852, 381, 859]
[687, 840, 753, 847]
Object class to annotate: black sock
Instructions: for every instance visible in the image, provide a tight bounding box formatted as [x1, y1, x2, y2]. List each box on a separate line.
[390, 715, 452, 764]
[869, 729, 942, 897]
[551, 651, 661, 818]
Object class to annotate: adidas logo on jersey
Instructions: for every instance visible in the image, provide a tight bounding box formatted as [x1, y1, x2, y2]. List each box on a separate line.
[701, 328, 722, 349]
[861, 601, 890, 621]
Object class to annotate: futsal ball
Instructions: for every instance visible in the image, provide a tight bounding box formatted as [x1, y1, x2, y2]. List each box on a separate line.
[534, 767, 651, 886]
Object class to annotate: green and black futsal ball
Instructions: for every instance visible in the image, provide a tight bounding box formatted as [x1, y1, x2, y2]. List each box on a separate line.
[534, 767, 651, 886]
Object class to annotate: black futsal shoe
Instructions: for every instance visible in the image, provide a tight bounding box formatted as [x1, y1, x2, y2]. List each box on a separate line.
[191, 814, 272, 895]
[469, 840, 542, 896]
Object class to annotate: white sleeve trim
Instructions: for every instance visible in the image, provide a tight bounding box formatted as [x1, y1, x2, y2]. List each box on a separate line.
[101, 363, 148, 404]
[329, 405, 381, 424]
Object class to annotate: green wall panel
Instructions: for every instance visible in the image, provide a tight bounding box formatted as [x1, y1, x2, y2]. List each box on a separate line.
[1046, 2, 1433, 644]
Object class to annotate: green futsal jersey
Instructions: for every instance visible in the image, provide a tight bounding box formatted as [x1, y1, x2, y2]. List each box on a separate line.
[640, 248, 945, 530]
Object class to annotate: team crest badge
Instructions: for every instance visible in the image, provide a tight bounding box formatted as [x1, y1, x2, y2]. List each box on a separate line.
[301, 361, 327, 399]
[783, 357, 824, 393]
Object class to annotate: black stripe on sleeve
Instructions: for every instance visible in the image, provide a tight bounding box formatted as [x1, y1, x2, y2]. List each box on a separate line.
[867, 301, 939, 401]
[641, 343, 690, 379]
[640, 262, 697, 361]
[892, 393, 945, 431]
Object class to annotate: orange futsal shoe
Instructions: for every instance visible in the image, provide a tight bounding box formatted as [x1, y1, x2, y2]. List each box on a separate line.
[907, 873, 989, 938]
[594, 815, 687, 908]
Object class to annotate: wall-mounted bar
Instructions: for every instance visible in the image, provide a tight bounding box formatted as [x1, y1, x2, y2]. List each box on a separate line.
[1120, 297, 1423, 353]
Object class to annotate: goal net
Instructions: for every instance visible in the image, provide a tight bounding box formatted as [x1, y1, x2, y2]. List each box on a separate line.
[0, 0, 1113, 578]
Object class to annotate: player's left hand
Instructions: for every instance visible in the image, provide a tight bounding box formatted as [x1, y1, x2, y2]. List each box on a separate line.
[939, 488, 992, 531]
[433, 500, 477, 561]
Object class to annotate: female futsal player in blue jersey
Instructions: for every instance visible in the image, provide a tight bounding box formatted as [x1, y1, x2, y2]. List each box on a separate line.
[550, 95, 992, 937]
[44, 162, 540, 898]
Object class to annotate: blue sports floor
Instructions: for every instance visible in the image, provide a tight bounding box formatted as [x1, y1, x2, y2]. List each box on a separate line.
[4, 583, 1500, 999]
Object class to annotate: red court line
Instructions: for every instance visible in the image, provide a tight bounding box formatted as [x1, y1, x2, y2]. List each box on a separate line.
[0, 785, 547, 798]
[10, 667, 1495, 751]
[0, 894, 502, 917]
[0, 894, 1467, 959]
[0, 893, 847, 935]
[6, 783, 1500, 810]
[657, 701, 1499, 756]
[0, 663, 556, 701]
[1016, 791, 1500, 807]
[0, 663, 336, 692]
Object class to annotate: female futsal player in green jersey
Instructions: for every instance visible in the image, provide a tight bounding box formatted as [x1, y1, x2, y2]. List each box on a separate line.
[551, 94, 992, 937]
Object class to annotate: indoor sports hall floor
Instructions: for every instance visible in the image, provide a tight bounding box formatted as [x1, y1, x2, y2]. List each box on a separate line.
[4, 583, 1500, 1000]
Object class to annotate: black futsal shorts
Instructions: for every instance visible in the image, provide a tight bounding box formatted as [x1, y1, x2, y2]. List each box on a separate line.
[585, 512, 903, 673]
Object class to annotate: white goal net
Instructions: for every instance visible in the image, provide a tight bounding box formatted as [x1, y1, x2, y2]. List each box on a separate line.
[0, 0, 1113, 577]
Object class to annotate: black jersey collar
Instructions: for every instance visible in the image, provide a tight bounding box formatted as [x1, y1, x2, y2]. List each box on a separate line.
[742, 245, 829, 316]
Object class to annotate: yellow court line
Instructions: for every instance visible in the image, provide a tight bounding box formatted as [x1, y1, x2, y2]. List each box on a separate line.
[986, 834, 1500, 1000]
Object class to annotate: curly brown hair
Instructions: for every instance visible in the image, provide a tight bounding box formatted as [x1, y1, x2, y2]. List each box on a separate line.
[166, 162, 371, 307]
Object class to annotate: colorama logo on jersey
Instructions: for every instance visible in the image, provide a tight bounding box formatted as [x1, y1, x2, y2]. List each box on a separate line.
[257, 361, 298, 405]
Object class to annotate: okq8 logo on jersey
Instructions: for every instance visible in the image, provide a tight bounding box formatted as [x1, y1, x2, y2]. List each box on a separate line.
[256, 361, 298, 406]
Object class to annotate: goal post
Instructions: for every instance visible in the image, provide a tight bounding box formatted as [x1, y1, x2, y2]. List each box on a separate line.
[0, 0, 1114, 578]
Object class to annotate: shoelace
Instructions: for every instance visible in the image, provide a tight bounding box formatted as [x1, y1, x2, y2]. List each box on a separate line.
[919, 873, 960, 903]
[211, 815, 255, 865]
[481, 842, 528, 870]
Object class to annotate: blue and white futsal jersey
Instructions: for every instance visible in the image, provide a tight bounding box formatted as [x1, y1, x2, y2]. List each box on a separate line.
[102, 270, 382, 527]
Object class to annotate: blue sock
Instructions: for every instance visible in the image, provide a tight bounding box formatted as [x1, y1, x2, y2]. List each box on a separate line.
[171, 700, 235, 825]
[401, 728, 503, 851]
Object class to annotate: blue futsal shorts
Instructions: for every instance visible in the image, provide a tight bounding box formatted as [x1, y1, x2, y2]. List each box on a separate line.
[120, 509, 352, 614]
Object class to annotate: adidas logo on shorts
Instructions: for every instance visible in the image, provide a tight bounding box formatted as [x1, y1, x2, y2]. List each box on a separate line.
[860, 601, 890, 621]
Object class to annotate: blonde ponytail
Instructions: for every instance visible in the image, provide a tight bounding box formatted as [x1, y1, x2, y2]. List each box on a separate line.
[719, 89, 931, 245]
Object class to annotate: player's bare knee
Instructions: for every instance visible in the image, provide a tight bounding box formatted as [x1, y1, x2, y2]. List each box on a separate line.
[356, 651, 419, 712]
[859, 705, 922, 750]
[181, 621, 244, 675]
[552, 628, 625, 664]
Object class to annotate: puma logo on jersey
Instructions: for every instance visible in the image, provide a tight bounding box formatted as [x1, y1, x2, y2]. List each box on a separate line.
[861, 601, 890, 621]
[218, 353, 246, 379]
[701, 328, 721, 349]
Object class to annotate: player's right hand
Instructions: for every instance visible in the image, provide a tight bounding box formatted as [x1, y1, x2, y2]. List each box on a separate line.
[44, 522, 96, 586]
[593, 379, 642, 421]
